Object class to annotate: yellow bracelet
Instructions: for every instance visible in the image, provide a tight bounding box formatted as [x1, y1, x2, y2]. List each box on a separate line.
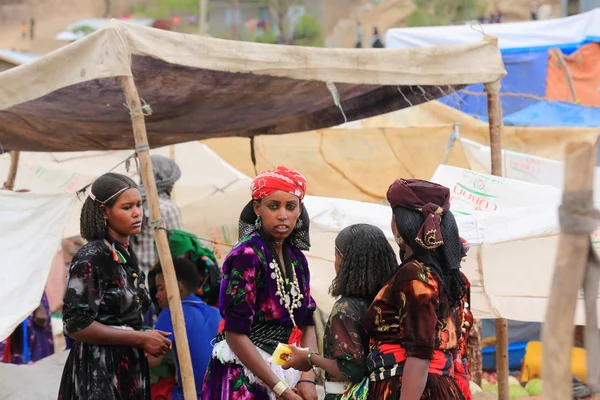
[272, 380, 289, 397]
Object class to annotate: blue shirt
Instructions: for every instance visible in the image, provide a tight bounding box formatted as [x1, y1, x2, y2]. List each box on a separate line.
[155, 296, 222, 399]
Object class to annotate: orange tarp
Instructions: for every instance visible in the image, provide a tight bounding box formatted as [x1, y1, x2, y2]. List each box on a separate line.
[546, 43, 600, 106]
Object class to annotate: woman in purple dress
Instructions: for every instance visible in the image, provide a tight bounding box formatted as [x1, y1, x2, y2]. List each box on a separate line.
[202, 166, 318, 400]
[1, 292, 54, 364]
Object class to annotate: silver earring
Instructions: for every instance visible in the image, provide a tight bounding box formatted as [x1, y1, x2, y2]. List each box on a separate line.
[295, 218, 303, 229]
[255, 215, 262, 230]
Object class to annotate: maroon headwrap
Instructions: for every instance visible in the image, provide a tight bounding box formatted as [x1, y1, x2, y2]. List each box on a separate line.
[386, 179, 451, 250]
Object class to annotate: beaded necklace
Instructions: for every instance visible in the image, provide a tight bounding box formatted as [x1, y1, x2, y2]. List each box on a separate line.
[265, 238, 304, 345]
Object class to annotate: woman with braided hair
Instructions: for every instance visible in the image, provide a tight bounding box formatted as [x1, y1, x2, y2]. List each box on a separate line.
[58, 172, 172, 400]
[364, 179, 473, 400]
[283, 223, 399, 400]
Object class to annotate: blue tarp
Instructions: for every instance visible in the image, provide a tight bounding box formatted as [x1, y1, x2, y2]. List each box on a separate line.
[440, 51, 549, 119]
[504, 101, 600, 127]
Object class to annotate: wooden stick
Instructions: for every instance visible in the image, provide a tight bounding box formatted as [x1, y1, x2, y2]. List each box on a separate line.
[2, 150, 21, 190]
[120, 76, 197, 400]
[485, 80, 509, 400]
[542, 141, 596, 400]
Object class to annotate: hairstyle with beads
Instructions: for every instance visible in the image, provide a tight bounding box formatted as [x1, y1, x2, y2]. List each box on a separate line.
[329, 224, 398, 303]
[80, 173, 139, 241]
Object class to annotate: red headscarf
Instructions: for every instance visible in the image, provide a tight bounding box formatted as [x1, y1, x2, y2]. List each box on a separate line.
[387, 178, 450, 250]
[251, 166, 307, 200]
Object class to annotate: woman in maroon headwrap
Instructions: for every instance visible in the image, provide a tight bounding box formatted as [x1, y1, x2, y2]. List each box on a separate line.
[363, 179, 473, 400]
[202, 166, 318, 400]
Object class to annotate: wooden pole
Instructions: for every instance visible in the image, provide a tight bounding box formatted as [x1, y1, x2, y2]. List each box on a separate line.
[2, 151, 21, 190]
[199, 0, 208, 34]
[119, 76, 197, 400]
[542, 141, 596, 400]
[485, 79, 509, 400]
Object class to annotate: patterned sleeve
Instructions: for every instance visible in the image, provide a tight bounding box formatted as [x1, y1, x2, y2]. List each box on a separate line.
[329, 302, 368, 383]
[62, 252, 109, 335]
[398, 279, 439, 360]
[219, 246, 260, 335]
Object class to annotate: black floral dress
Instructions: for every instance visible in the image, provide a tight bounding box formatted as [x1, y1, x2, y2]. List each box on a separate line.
[323, 297, 370, 400]
[58, 239, 151, 400]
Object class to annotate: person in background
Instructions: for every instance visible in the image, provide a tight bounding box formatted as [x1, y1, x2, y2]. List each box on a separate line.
[1, 293, 54, 364]
[132, 155, 183, 274]
[283, 224, 399, 400]
[201, 166, 318, 400]
[364, 178, 473, 400]
[356, 22, 363, 48]
[530, 0, 538, 20]
[58, 172, 172, 399]
[20, 22, 27, 39]
[372, 27, 384, 48]
[148, 258, 222, 400]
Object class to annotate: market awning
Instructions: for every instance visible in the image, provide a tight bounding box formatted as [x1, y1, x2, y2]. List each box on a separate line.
[0, 20, 505, 152]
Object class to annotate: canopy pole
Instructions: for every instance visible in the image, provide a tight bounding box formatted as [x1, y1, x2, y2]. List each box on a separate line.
[542, 141, 596, 400]
[485, 79, 509, 400]
[119, 76, 197, 400]
[2, 151, 21, 190]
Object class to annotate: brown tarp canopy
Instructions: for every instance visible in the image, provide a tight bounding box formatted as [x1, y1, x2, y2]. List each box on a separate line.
[0, 20, 506, 152]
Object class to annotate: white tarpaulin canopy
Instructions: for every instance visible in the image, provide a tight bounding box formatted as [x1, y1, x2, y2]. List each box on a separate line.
[431, 164, 600, 327]
[385, 8, 600, 50]
[0, 192, 73, 340]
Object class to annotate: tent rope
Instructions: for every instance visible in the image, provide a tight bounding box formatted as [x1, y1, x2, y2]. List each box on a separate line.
[123, 98, 153, 116]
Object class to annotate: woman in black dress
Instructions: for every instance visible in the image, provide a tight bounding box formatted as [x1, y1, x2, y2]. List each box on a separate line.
[58, 173, 172, 400]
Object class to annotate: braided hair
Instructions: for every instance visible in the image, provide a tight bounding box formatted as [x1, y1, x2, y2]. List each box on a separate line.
[80, 173, 139, 241]
[329, 224, 398, 304]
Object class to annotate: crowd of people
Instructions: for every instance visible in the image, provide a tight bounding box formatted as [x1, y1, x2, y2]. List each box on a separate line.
[48, 160, 478, 400]
[1, 159, 595, 400]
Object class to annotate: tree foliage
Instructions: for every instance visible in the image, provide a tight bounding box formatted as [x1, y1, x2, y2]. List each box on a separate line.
[405, 0, 486, 27]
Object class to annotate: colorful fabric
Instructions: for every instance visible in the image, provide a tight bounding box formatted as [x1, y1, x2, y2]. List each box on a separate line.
[0, 292, 54, 364]
[386, 179, 450, 250]
[155, 296, 221, 399]
[151, 377, 178, 400]
[363, 259, 473, 400]
[201, 232, 316, 400]
[251, 166, 307, 200]
[168, 229, 217, 264]
[323, 297, 369, 400]
[58, 239, 151, 400]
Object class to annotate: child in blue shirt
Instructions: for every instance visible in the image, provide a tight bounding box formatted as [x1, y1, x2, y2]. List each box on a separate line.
[149, 258, 222, 400]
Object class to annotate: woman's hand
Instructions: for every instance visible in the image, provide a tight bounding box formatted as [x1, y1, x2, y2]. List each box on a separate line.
[281, 389, 302, 400]
[140, 330, 172, 357]
[296, 381, 318, 400]
[281, 345, 311, 372]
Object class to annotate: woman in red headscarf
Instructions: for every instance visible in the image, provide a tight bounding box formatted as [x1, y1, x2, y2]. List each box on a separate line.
[363, 179, 473, 400]
[202, 166, 318, 400]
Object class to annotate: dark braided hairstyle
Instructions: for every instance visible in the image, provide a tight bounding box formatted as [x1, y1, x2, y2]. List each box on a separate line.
[329, 224, 399, 304]
[80, 173, 139, 241]
[393, 207, 467, 317]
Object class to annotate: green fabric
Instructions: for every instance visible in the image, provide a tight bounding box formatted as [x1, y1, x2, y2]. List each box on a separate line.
[167, 229, 217, 264]
[150, 349, 176, 384]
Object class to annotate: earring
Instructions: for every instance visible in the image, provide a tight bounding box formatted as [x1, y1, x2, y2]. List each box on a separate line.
[255, 215, 262, 230]
[295, 218, 303, 230]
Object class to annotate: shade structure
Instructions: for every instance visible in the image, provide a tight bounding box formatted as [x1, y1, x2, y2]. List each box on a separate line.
[0, 20, 505, 152]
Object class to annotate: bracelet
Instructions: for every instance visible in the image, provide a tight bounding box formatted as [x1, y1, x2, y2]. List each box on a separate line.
[272, 381, 289, 397]
[307, 351, 317, 367]
[297, 380, 316, 385]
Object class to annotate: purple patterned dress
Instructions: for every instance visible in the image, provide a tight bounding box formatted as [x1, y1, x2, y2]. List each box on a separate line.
[201, 233, 316, 400]
[0, 292, 54, 364]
